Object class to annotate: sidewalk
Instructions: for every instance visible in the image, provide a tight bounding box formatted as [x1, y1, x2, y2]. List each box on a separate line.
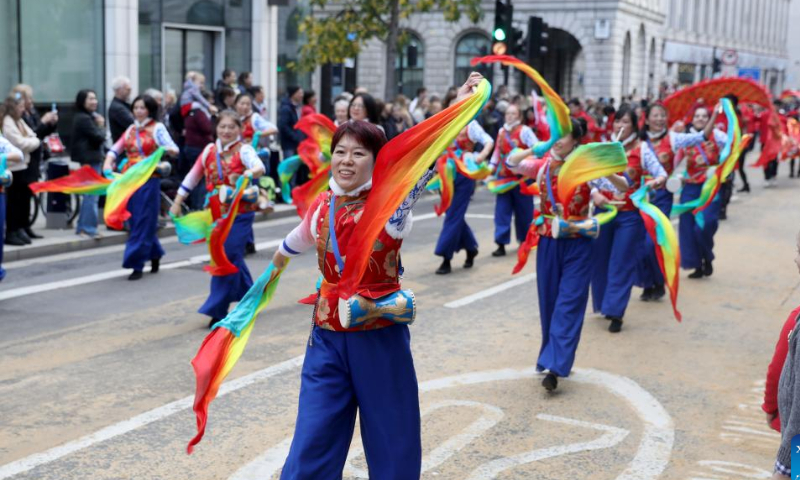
[4, 203, 298, 262]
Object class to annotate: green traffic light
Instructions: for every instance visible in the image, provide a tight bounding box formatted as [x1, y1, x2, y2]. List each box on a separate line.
[493, 28, 506, 41]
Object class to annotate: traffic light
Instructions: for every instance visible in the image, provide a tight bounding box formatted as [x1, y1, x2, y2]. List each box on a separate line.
[526, 16, 549, 61]
[511, 27, 525, 56]
[493, 0, 513, 56]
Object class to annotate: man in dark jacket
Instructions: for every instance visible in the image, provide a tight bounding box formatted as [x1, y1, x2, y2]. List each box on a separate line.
[108, 76, 134, 143]
[278, 86, 307, 185]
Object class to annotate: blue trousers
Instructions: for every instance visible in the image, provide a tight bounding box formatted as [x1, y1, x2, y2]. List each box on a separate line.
[0, 192, 5, 282]
[281, 325, 421, 480]
[198, 212, 254, 319]
[536, 236, 592, 377]
[123, 178, 165, 272]
[679, 183, 720, 270]
[435, 173, 478, 259]
[637, 189, 673, 288]
[494, 184, 533, 245]
[591, 210, 644, 318]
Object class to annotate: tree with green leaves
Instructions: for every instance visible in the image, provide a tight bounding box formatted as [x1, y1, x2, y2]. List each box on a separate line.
[298, 0, 483, 99]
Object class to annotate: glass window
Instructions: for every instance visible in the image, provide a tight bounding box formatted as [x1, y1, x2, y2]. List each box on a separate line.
[395, 32, 424, 97]
[225, 29, 252, 79]
[225, 0, 253, 29]
[162, 0, 224, 26]
[277, 0, 312, 98]
[455, 32, 490, 85]
[0, 1, 20, 97]
[19, 0, 104, 104]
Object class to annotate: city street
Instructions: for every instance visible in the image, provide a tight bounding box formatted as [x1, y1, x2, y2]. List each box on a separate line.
[0, 174, 793, 479]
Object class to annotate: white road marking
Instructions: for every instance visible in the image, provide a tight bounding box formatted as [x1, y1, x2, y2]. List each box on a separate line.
[0, 239, 283, 302]
[229, 366, 672, 479]
[0, 355, 305, 480]
[465, 414, 629, 479]
[227, 438, 293, 480]
[443, 273, 536, 309]
[690, 460, 772, 479]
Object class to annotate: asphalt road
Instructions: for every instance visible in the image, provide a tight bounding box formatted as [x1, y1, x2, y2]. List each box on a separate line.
[0, 174, 795, 479]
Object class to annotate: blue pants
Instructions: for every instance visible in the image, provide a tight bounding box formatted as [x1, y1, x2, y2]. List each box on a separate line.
[494, 184, 533, 245]
[637, 189, 673, 288]
[435, 174, 477, 259]
[281, 325, 421, 480]
[591, 210, 644, 318]
[679, 183, 720, 270]
[198, 212, 254, 319]
[0, 192, 5, 282]
[123, 178, 165, 272]
[76, 164, 101, 236]
[536, 236, 592, 377]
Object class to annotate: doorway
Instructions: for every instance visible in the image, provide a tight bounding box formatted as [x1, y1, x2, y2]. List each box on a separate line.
[162, 24, 224, 95]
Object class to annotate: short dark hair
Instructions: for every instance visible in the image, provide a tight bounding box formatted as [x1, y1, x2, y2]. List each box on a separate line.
[303, 89, 316, 106]
[222, 68, 236, 80]
[349, 93, 380, 124]
[219, 86, 236, 99]
[132, 94, 159, 120]
[416, 87, 427, 96]
[613, 104, 639, 138]
[570, 117, 586, 141]
[331, 120, 388, 161]
[640, 102, 668, 138]
[238, 71, 252, 85]
[248, 85, 264, 96]
[568, 98, 582, 108]
[234, 93, 253, 107]
[287, 86, 301, 98]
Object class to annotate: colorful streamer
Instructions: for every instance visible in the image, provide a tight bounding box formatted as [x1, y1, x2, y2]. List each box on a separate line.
[171, 209, 214, 245]
[291, 164, 331, 218]
[453, 152, 492, 180]
[29, 165, 112, 195]
[487, 177, 520, 194]
[434, 157, 456, 216]
[512, 215, 542, 275]
[631, 184, 681, 322]
[277, 155, 301, 204]
[336, 79, 491, 301]
[296, 113, 336, 174]
[555, 142, 628, 206]
[187, 260, 288, 454]
[104, 148, 165, 230]
[205, 175, 250, 276]
[472, 55, 571, 157]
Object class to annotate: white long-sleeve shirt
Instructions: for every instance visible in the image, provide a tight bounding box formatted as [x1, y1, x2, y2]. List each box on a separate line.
[108, 119, 179, 158]
[0, 134, 24, 172]
[489, 124, 537, 169]
[178, 139, 265, 197]
[249, 112, 277, 133]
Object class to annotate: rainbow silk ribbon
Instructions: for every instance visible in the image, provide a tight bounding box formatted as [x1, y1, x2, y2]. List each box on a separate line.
[434, 156, 456, 216]
[291, 164, 331, 218]
[631, 184, 681, 322]
[29, 165, 112, 196]
[205, 175, 250, 276]
[104, 147, 166, 230]
[187, 260, 288, 454]
[336, 79, 491, 301]
[555, 142, 628, 206]
[471, 55, 571, 157]
[171, 209, 214, 245]
[277, 155, 301, 204]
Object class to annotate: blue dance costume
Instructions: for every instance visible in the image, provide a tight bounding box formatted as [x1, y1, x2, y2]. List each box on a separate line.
[490, 123, 537, 245]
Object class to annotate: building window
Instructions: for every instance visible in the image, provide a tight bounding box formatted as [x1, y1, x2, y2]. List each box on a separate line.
[277, 1, 312, 99]
[395, 32, 424, 98]
[0, 1, 20, 97]
[454, 32, 490, 85]
[678, 63, 696, 85]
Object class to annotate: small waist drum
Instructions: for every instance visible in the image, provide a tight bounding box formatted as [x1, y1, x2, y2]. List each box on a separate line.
[338, 290, 417, 329]
[551, 216, 600, 239]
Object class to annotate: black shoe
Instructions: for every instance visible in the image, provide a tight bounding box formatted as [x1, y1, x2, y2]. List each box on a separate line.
[151, 258, 160, 274]
[703, 260, 713, 277]
[245, 242, 256, 255]
[128, 270, 143, 281]
[719, 210, 727, 220]
[464, 250, 478, 268]
[737, 185, 750, 193]
[208, 317, 221, 329]
[17, 230, 32, 244]
[542, 373, 558, 391]
[4, 230, 26, 246]
[24, 227, 43, 239]
[491, 244, 506, 257]
[435, 259, 452, 275]
[639, 288, 653, 302]
[608, 317, 623, 333]
[651, 284, 666, 300]
[688, 268, 704, 279]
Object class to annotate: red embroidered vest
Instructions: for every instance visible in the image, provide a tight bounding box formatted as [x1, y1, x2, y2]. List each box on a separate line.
[312, 190, 403, 332]
[201, 141, 256, 218]
[603, 139, 643, 211]
[496, 125, 525, 179]
[122, 123, 158, 170]
[645, 134, 675, 175]
[683, 139, 719, 184]
[538, 155, 592, 238]
[241, 116, 256, 145]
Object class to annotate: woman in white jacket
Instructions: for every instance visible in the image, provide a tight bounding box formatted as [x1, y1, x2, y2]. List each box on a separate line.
[0, 92, 40, 246]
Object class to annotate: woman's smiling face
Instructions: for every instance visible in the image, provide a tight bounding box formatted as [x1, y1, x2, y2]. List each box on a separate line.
[331, 134, 374, 191]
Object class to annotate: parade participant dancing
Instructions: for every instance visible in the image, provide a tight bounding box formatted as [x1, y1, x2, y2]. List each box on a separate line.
[0, 135, 24, 282]
[637, 102, 714, 301]
[674, 104, 729, 279]
[433, 115, 494, 274]
[103, 95, 179, 280]
[507, 118, 628, 390]
[489, 103, 537, 257]
[591, 105, 668, 333]
[171, 111, 265, 327]
[234, 93, 277, 146]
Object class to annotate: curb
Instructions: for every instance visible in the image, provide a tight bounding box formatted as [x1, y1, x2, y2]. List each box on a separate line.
[4, 206, 298, 262]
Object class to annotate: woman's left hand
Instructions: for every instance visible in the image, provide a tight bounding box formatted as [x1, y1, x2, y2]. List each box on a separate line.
[592, 191, 609, 207]
[646, 176, 666, 189]
[455, 72, 484, 103]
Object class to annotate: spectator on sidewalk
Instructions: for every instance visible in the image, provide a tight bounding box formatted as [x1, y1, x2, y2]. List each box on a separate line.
[1, 92, 41, 246]
[215, 68, 240, 106]
[0, 134, 23, 280]
[278, 86, 305, 159]
[11, 84, 58, 240]
[238, 71, 253, 91]
[349, 92, 381, 126]
[301, 90, 317, 117]
[334, 99, 350, 126]
[71, 89, 106, 239]
[216, 86, 236, 111]
[180, 71, 217, 118]
[409, 87, 426, 117]
[108, 76, 134, 143]
[249, 85, 268, 116]
[181, 89, 215, 211]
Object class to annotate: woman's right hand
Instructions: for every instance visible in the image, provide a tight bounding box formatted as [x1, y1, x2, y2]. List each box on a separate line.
[271, 251, 288, 280]
[94, 115, 105, 127]
[169, 202, 183, 218]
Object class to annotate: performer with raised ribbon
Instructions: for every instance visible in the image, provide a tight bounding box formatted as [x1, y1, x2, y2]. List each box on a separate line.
[591, 105, 670, 333]
[507, 118, 628, 391]
[103, 94, 179, 281]
[170, 110, 265, 327]
[235, 93, 278, 147]
[433, 112, 494, 275]
[488, 103, 538, 257]
[0, 135, 24, 282]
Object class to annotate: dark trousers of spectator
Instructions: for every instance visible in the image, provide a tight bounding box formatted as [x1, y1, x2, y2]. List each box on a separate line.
[5, 174, 31, 233]
[737, 150, 750, 190]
